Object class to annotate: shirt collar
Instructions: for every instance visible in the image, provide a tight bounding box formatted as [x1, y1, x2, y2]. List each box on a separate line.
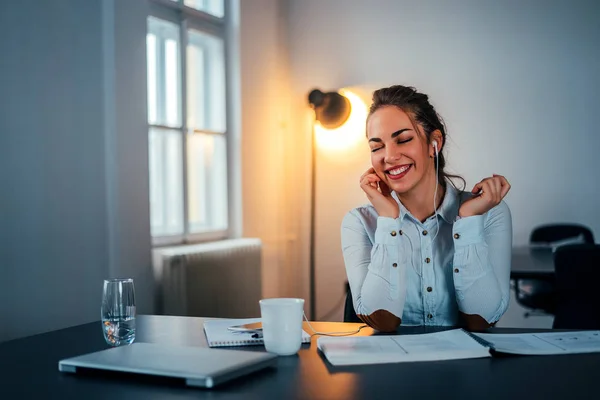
[393, 180, 461, 224]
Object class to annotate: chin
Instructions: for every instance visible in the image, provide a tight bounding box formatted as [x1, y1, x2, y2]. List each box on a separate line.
[388, 180, 413, 194]
[389, 182, 412, 194]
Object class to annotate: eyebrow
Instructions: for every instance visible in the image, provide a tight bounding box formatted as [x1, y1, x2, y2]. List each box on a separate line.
[368, 128, 412, 143]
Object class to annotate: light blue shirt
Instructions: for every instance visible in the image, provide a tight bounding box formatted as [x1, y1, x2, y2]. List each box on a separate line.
[341, 182, 512, 326]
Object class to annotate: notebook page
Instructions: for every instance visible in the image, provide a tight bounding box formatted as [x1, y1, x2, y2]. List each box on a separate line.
[318, 329, 490, 366]
[474, 331, 600, 355]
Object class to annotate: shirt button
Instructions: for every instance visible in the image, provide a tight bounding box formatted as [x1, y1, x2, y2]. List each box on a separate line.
[454, 233, 460, 239]
[425, 257, 431, 263]
[427, 287, 433, 292]
[422, 230, 428, 236]
[454, 268, 459, 273]
[427, 313, 433, 319]
[392, 263, 398, 268]
[391, 231, 397, 237]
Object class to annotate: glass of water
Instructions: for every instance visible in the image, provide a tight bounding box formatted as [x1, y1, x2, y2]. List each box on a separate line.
[101, 278, 136, 346]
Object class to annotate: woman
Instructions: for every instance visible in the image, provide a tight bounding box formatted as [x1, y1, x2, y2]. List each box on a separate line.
[341, 85, 512, 332]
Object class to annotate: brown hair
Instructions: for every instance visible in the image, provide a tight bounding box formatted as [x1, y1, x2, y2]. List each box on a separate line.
[368, 85, 465, 191]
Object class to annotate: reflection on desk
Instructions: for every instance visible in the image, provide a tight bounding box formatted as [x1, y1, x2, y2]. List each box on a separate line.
[511, 245, 555, 280]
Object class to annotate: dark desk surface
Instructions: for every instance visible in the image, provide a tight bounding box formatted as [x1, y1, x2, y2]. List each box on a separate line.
[1, 315, 599, 399]
[511, 245, 555, 280]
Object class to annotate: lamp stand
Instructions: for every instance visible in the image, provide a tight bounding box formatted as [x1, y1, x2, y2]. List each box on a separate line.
[309, 122, 317, 321]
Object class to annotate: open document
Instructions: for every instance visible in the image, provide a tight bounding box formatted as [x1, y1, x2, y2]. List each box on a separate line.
[317, 329, 491, 366]
[472, 331, 600, 355]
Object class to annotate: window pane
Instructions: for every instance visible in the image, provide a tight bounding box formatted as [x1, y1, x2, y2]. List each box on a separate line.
[187, 133, 228, 233]
[184, 0, 224, 18]
[147, 17, 182, 127]
[187, 29, 226, 132]
[147, 34, 157, 124]
[149, 127, 184, 236]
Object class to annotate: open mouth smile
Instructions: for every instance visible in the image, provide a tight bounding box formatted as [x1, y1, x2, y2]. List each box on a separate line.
[385, 164, 412, 180]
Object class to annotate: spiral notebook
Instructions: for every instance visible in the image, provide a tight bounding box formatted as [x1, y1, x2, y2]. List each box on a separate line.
[203, 318, 311, 347]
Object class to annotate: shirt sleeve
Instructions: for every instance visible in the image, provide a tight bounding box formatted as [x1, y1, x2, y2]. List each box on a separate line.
[340, 209, 409, 319]
[451, 201, 513, 323]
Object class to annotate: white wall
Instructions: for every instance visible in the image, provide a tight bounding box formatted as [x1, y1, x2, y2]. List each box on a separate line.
[107, 0, 154, 315]
[239, 0, 308, 301]
[0, 0, 153, 342]
[284, 0, 600, 324]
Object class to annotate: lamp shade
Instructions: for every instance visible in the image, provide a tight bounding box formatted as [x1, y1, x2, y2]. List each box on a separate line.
[308, 89, 352, 130]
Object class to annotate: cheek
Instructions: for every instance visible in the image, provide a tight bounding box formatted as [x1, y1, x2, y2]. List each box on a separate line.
[370, 153, 383, 168]
[407, 146, 428, 165]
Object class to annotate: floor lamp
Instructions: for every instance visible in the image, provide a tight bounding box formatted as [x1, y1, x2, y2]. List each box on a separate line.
[307, 89, 352, 320]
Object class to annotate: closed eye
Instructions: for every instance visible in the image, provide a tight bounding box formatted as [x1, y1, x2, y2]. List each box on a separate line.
[397, 138, 413, 145]
[371, 147, 383, 153]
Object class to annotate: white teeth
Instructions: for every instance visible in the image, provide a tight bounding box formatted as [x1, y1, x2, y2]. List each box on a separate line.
[389, 165, 410, 176]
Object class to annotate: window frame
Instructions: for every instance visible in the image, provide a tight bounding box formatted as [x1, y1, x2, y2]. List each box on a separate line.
[148, 0, 234, 246]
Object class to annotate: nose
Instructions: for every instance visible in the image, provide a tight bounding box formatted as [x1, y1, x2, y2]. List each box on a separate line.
[384, 146, 401, 164]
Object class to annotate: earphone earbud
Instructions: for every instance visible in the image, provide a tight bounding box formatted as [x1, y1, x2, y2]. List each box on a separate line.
[433, 141, 438, 155]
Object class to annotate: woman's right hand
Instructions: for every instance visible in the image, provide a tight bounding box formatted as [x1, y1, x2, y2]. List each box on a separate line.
[360, 168, 400, 219]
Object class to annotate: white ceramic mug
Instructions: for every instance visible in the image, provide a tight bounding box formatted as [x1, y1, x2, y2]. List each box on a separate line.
[259, 298, 305, 356]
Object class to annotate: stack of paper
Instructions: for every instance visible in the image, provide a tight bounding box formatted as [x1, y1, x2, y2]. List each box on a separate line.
[317, 328, 600, 366]
[473, 330, 600, 355]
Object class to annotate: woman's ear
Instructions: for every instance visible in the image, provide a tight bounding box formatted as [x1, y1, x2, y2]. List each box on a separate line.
[431, 130, 444, 153]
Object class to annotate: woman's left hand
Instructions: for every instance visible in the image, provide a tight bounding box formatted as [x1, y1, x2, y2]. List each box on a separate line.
[458, 174, 511, 217]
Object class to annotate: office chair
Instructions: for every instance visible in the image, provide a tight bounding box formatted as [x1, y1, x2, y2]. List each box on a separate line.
[515, 224, 595, 317]
[343, 286, 362, 323]
[552, 244, 600, 329]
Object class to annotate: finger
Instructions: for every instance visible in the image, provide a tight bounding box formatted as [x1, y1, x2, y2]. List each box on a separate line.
[361, 182, 384, 201]
[490, 177, 502, 201]
[494, 174, 511, 198]
[483, 179, 499, 201]
[360, 168, 376, 182]
[361, 174, 380, 186]
[360, 175, 380, 193]
[360, 180, 379, 198]
[486, 179, 502, 204]
[471, 181, 485, 195]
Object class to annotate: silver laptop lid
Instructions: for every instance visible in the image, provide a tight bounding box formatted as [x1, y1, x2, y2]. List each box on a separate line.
[59, 342, 277, 388]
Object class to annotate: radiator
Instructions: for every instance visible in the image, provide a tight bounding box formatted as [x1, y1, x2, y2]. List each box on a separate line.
[153, 238, 263, 318]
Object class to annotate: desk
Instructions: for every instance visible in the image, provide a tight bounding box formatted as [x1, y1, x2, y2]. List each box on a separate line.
[511, 246, 555, 280]
[1, 315, 598, 399]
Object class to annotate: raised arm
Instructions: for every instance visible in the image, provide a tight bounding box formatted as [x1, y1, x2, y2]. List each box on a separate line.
[453, 175, 513, 330]
[341, 210, 407, 332]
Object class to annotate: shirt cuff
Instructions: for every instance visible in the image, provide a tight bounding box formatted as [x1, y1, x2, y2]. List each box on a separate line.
[452, 215, 485, 247]
[374, 217, 402, 245]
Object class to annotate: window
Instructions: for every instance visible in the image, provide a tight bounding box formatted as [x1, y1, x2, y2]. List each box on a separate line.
[183, 0, 224, 18]
[147, 0, 229, 244]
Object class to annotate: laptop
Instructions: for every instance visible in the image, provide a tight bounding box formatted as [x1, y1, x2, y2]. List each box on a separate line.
[58, 342, 277, 388]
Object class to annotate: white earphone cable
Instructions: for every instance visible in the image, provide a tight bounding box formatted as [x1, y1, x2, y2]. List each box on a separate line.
[429, 144, 441, 245]
[302, 311, 367, 337]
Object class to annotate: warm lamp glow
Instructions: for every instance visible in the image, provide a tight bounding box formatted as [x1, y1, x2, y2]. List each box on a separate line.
[314, 89, 367, 151]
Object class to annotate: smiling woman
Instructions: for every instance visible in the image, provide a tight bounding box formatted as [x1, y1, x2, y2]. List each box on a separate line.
[341, 85, 513, 332]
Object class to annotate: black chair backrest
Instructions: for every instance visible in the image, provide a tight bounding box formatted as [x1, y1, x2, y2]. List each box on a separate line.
[530, 224, 594, 245]
[552, 244, 600, 329]
[344, 288, 362, 323]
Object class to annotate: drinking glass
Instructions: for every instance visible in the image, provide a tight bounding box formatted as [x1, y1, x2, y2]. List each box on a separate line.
[101, 278, 136, 346]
